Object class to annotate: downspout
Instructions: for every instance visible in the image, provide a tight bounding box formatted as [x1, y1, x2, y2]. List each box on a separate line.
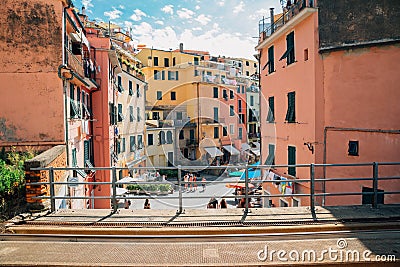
[197, 82, 200, 153]
[62, 7, 70, 167]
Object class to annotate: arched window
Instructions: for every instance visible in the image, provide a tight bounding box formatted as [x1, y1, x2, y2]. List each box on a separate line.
[159, 131, 166, 144]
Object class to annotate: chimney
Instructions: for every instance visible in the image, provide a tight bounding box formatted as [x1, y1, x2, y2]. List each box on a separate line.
[82, 6, 86, 15]
[270, 8, 274, 34]
[179, 43, 184, 52]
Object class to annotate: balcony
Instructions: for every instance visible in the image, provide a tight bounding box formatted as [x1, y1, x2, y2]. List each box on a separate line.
[258, 0, 315, 41]
[174, 119, 197, 127]
[186, 139, 198, 146]
[66, 49, 84, 78]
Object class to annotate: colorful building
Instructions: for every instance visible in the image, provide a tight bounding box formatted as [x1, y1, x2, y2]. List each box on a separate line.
[257, 0, 400, 207]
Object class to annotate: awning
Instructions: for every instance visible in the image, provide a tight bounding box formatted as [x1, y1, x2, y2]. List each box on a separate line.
[250, 148, 260, 156]
[204, 147, 223, 157]
[241, 143, 251, 151]
[222, 145, 240, 156]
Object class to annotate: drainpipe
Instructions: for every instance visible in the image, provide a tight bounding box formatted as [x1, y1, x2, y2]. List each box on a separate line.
[270, 8, 275, 34]
[197, 82, 200, 154]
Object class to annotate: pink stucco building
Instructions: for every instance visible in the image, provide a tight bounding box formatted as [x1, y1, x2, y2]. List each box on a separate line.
[257, 0, 400, 207]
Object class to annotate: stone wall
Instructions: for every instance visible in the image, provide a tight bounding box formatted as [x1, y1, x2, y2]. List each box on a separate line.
[24, 145, 66, 210]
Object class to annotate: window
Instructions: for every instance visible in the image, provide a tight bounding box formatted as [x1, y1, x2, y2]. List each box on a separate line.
[280, 199, 289, 207]
[136, 84, 140, 97]
[265, 144, 275, 165]
[117, 76, 123, 92]
[167, 152, 174, 167]
[83, 140, 90, 163]
[122, 138, 126, 152]
[230, 90, 234, 99]
[213, 127, 219, 138]
[285, 92, 295, 123]
[137, 107, 141, 121]
[194, 57, 199, 65]
[118, 103, 124, 122]
[348, 141, 359, 156]
[164, 58, 169, 67]
[138, 135, 143, 149]
[166, 131, 173, 144]
[168, 71, 179, 80]
[176, 112, 182, 120]
[173, 57, 176, 66]
[213, 87, 219, 98]
[230, 105, 235, 116]
[147, 134, 153, 146]
[246, 61, 249, 66]
[267, 96, 275, 122]
[229, 124, 234, 134]
[250, 96, 254, 106]
[159, 131, 166, 144]
[109, 103, 116, 125]
[288, 146, 296, 176]
[117, 140, 121, 154]
[238, 128, 243, 139]
[280, 31, 295, 65]
[161, 70, 165, 80]
[213, 107, 219, 122]
[130, 136, 136, 152]
[246, 71, 249, 76]
[304, 48, 309, 61]
[154, 70, 160, 80]
[152, 112, 160, 120]
[238, 114, 245, 124]
[129, 106, 134, 122]
[170, 91, 176, 100]
[70, 84, 79, 118]
[237, 86, 240, 93]
[223, 89, 228, 100]
[156, 91, 162, 100]
[238, 100, 242, 112]
[254, 62, 257, 68]
[292, 198, 300, 207]
[153, 56, 159, 66]
[129, 81, 133, 95]
[223, 126, 228, 136]
[179, 130, 184, 140]
[189, 129, 195, 141]
[267, 46, 275, 74]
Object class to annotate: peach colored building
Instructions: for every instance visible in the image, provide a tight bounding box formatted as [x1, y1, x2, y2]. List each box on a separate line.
[257, 0, 400, 207]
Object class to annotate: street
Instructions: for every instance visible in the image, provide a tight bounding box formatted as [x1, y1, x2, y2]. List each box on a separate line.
[126, 174, 244, 210]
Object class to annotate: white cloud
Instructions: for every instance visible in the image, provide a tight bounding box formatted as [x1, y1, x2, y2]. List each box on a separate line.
[249, 8, 270, 20]
[82, 0, 93, 8]
[218, 1, 225, 7]
[195, 5, 200, 10]
[192, 27, 202, 31]
[195, 14, 211, 26]
[155, 20, 164, 25]
[104, 8, 122, 20]
[119, 5, 125, 10]
[177, 8, 195, 19]
[161, 5, 174, 15]
[233, 1, 245, 14]
[130, 9, 147, 21]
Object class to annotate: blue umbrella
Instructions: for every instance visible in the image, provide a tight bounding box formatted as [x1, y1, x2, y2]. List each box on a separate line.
[240, 169, 261, 180]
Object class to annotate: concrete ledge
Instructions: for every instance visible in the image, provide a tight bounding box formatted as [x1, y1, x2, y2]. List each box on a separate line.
[24, 145, 65, 170]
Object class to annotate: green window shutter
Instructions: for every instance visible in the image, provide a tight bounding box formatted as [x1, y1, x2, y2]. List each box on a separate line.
[84, 141, 89, 162]
[268, 46, 274, 73]
[213, 127, 219, 138]
[72, 148, 77, 167]
[213, 107, 218, 122]
[161, 71, 165, 80]
[213, 87, 218, 98]
[285, 92, 295, 122]
[168, 71, 171, 80]
[175, 71, 179, 80]
[190, 129, 195, 140]
[288, 146, 296, 176]
[267, 96, 275, 122]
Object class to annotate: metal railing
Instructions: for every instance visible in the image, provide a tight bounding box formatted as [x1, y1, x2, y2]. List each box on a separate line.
[28, 162, 400, 217]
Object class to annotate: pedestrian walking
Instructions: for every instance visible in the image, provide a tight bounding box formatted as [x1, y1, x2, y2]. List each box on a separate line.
[193, 175, 197, 191]
[219, 198, 227, 209]
[184, 174, 188, 191]
[189, 175, 193, 192]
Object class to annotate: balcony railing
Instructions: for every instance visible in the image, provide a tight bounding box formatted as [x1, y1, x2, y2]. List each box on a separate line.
[259, 0, 315, 40]
[66, 49, 84, 77]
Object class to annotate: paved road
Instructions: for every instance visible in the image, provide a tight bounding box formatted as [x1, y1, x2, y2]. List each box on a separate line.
[125, 174, 247, 210]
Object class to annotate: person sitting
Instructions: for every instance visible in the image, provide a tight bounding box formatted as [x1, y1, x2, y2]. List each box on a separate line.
[219, 198, 227, 209]
[144, 198, 151, 209]
[207, 197, 218, 209]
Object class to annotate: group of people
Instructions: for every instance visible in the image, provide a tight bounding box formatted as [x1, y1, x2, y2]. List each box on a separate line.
[207, 197, 228, 209]
[183, 173, 207, 192]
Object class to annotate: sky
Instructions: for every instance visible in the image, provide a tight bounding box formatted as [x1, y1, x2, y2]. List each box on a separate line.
[74, 0, 283, 59]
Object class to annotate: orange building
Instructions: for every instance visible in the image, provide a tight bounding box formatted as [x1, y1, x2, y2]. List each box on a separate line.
[257, 0, 400, 207]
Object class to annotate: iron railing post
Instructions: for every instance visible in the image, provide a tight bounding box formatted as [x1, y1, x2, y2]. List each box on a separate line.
[310, 164, 315, 212]
[112, 166, 117, 212]
[177, 165, 183, 214]
[372, 162, 379, 208]
[49, 167, 56, 212]
[245, 164, 249, 214]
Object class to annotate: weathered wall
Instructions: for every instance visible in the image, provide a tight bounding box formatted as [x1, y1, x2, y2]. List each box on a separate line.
[0, 0, 63, 72]
[318, 0, 400, 49]
[0, 0, 65, 147]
